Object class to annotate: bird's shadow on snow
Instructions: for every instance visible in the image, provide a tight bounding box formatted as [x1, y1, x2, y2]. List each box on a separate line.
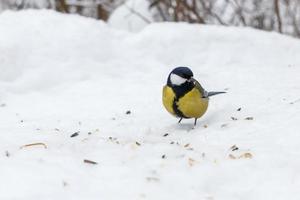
[201, 109, 226, 126]
[167, 122, 195, 132]
[167, 110, 225, 132]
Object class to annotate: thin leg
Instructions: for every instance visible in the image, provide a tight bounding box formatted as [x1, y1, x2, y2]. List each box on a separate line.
[194, 118, 198, 126]
[178, 118, 183, 123]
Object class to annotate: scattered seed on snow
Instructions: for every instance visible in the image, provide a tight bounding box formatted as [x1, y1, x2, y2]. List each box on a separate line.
[229, 152, 253, 160]
[239, 152, 253, 159]
[125, 110, 131, 115]
[20, 142, 47, 149]
[135, 141, 141, 146]
[230, 145, 239, 151]
[62, 181, 68, 187]
[188, 158, 196, 166]
[221, 123, 228, 128]
[83, 159, 98, 165]
[184, 143, 190, 148]
[290, 98, 300, 104]
[146, 177, 160, 182]
[244, 117, 254, 120]
[109, 137, 117, 141]
[70, 132, 80, 137]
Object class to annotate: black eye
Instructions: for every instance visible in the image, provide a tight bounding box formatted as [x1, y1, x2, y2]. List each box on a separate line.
[182, 74, 191, 79]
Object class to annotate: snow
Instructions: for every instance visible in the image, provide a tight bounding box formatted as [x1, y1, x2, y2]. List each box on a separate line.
[0, 9, 300, 200]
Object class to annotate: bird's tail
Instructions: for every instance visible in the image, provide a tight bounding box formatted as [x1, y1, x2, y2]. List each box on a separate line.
[208, 91, 226, 97]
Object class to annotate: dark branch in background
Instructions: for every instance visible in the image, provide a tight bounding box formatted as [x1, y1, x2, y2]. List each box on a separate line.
[149, 0, 167, 21]
[274, 0, 282, 33]
[56, 0, 69, 13]
[125, 4, 152, 23]
[97, 4, 109, 20]
[291, 5, 300, 37]
[3, 0, 300, 38]
[229, 0, 246, 25]
[181, 0, 205, 23]
[198, 0, 226, 25]
[148, 0, 300, 38]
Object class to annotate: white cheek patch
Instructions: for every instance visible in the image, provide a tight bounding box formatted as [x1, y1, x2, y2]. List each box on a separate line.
[170, 73, 187, 86]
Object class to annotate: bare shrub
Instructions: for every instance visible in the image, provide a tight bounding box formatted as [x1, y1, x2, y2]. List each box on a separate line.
[0, 0, 122, 21]
[149, 0, 300, 37]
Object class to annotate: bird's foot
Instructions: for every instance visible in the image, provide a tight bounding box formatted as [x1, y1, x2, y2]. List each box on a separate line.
[194, 118, 198, 126]
[178, 118, 183, 123]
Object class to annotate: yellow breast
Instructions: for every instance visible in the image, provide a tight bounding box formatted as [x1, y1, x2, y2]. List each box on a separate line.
[177, 88, 209, 118]
[162, 86, 209, 119]
[162, 86, 176, 116]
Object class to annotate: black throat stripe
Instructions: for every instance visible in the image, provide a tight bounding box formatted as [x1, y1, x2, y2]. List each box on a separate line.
[172, 97, 188, 118]
[171, 82, 194, 119]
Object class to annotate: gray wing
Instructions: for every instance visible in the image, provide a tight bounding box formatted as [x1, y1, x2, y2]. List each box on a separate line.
[193, 79, 209, 98]
[192, 78, 226, 98]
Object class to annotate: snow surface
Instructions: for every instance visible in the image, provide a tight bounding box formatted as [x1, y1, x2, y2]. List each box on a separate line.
[0, 10, 300, 200]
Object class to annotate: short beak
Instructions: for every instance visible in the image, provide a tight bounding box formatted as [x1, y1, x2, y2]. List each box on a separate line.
[188, 77, 195, 83]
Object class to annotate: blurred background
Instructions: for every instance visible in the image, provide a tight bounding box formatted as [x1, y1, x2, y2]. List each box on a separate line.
[0, 0, 300, 36]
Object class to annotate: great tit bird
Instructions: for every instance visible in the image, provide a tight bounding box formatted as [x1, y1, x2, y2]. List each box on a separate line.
[162, 67, 225, 126]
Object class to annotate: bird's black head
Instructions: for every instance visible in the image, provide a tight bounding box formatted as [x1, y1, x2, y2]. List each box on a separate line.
[167, 67, 195, 98]
[167, 67, 194, 86]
